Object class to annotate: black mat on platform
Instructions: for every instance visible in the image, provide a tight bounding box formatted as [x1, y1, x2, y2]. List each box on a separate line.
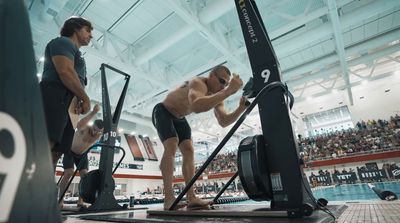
[62, 206, 148, 216]
[79, 204, 347, 223]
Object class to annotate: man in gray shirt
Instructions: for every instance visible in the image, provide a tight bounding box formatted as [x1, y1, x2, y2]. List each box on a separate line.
[40, 16, 93, 167]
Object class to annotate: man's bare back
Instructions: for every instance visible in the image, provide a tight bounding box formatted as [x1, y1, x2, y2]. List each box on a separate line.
[70, 104, 103, 155]
[163, 78, 208, 118]
[71, 126, 101, 154]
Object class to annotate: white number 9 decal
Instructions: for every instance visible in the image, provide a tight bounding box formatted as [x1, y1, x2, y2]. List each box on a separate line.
[0, 112, 27, 222]
[261, 69, 271, 83]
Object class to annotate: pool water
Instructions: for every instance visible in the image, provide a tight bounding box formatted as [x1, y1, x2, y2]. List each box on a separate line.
[311, 181, 400, 201]
[129, 182, 400, 208]
[231, 181, 400, 205]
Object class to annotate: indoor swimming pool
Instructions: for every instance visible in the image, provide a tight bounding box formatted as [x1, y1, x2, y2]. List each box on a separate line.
[225, 181, 400, 205]
[312, 181, 400, 201]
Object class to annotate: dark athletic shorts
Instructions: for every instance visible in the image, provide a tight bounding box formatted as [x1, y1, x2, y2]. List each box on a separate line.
[62, 150, 88, 170]
[40, 81, 74, 153]
[152, 103, 191, 144]
[53, 118, 74, 155]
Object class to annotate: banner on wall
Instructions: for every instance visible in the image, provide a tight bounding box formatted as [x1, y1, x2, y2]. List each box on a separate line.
[308, 174, 332, 185]
[357, 169, 386, 181]
[128, 163, 143, 170]
[332, 172, 357, 184]
[124, 134, 145, 161]
[139, 135, 158, 161]
[390, 167, 400, 179]
[84, 159, 144, 170]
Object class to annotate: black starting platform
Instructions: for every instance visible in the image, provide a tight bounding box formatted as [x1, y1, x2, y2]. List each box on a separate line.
[79, 204, 347, 223]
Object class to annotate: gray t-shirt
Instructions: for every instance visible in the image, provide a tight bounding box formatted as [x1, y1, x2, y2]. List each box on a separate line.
[41, 36, 87, 86]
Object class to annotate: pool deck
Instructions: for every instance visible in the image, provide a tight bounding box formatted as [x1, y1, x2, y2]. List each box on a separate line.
[337, 200, 400, 223]
[62, 200, 400, 223]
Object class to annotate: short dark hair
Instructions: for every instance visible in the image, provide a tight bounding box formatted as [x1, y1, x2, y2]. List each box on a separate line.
[210, 65, 231, 76]
[60, 16, 93, 37]
[93, 119, 104, 129]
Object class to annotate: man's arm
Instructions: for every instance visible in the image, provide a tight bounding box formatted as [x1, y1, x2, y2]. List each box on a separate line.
[52, 55, 90, 114]
[188, 78, 232, 113]
[213, 96, 247, 127]
[76, 104, 100, 129]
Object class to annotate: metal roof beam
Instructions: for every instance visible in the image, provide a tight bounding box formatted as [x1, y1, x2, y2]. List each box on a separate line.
[327, 0, 353, 105]
[133, 0, 235, 66]
[286, 31, 400, 86]
[163, 0, 250, 71]
[275, 0, 399, 57]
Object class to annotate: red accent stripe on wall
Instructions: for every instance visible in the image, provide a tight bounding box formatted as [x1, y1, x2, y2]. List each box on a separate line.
[305, 150, 400, 168]
[172, 172, 235, 183]
[55, 171, 162, 180]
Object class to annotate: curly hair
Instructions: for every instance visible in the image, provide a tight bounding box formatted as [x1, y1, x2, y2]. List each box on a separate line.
[60, 16, 93, 37]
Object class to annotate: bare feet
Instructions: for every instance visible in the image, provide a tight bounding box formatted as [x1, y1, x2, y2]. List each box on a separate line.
[77, 202, 89, 209]
[163, 197, 187, 210]
[187, 197, 213, 209]
[77, 197, 90, 209]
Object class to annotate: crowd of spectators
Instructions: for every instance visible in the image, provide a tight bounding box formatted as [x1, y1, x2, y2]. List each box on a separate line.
[300, 115, 400, 161]
[195, 152, 238, 174]
[189, 115, 400, 175]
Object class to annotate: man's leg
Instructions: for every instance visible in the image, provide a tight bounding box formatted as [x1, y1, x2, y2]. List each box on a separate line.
[40, 82, 73, 170]
[178, 139, 195, 199]
[77, 169, 88, 207]
[53, 118, 75, 170]
[58, 168, 74, 208]
[49, 141, 58, 169]
[160, 137, 179, 209]
[179, 139, 212, 208]
[49, 137, 65, 171]
[52, 151, 63, 170]
[152, 103, 188, 209]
